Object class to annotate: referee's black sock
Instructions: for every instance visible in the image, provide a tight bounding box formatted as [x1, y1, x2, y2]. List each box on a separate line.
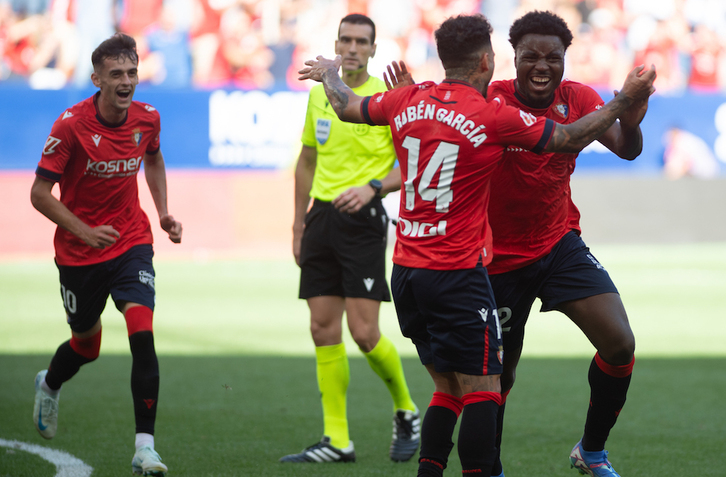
[129, 331, 159, 435]
[582, 353, 633, 451]
[46, 340, 95, 390]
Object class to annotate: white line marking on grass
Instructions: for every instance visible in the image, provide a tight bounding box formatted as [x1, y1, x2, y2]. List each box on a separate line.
[0, 438, 93, 477]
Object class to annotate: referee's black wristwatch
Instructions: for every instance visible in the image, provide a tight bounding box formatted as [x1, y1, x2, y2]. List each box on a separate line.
[368, 179, 383, 196]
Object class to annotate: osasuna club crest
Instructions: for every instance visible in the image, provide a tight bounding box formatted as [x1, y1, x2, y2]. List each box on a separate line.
[132, 127, 143, 147]
[316, 118, 331, 145]
[553, 103, 569, 119]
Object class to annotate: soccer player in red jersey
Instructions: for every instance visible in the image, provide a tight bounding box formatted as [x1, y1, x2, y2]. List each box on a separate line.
[484, 11, 651, 477]
[30, 33, 181, 476]
[299, 13, 655, 477]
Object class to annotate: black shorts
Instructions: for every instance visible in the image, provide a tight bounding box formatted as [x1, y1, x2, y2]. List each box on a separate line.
[489, 231, 619, 350]
[56, 244, 156, 333]
[391, 263, 503, 376]
[299, 198, 391, 301]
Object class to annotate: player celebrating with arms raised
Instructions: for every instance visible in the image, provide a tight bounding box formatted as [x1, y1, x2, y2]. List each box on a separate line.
[299, 13, 655, 477]
[483, 11, 650, 477]
[30, 33, 181, 477]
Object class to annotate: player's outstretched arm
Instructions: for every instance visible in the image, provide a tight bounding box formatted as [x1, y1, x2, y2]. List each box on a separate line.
[30, 176, 120, 248]
[298, 55, 365, 123]
[545, 65, 656, 154]
[143, 150, 182, 243]
[597, 91, 649, 160]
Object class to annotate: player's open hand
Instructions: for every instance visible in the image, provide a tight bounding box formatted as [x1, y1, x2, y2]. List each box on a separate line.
[384, 61, 414, 91]
[333, 185, 375, 214]
[160, 214, 182, 243]
[84, 225, 120, 249]
[298, 55, 342, 82]
[620, 64, 656, 103]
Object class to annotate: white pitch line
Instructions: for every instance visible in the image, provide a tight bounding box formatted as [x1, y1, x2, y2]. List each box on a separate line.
[0, 438, 93, 477]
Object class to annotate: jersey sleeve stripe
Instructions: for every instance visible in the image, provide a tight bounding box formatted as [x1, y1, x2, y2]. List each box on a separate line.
[361, 96, 375, 126]
[35, 166, 61, 182]
[146, 145, 160, 155]
[531, 118, 555, 154]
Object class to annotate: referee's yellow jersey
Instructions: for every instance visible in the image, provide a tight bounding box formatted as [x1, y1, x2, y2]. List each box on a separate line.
[302, 76, 396, 201]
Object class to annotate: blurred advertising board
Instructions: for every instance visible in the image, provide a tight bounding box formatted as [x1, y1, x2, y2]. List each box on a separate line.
[1, 87, 725, 176]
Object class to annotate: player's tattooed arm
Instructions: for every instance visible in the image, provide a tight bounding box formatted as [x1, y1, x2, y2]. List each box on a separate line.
[298, 55, 365, 123]
[545, 64, 655, 154]
[322, 68, 351, 117]
[596, 92, 648, 160]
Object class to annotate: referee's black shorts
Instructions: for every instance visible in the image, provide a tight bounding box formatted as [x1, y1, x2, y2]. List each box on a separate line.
[299, 197, 391, 302]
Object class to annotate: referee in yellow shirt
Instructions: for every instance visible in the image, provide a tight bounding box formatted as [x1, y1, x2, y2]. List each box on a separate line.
[282, 13, 419, 464]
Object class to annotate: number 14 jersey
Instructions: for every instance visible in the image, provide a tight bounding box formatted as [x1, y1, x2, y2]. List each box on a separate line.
[363, 80, 555, 270]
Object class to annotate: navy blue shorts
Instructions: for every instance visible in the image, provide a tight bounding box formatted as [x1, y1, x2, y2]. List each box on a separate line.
[489, 231, 618, 350]
[56, 244, 156, 333]
[391, 263, 503, 376]
[299, 198, 391, 301]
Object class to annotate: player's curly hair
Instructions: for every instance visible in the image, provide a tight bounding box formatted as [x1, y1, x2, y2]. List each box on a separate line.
[91, 33, 139, 70]
[509, 10, 573, 50]
[435, 14, 493, 71]
[339, 13, 376, 44]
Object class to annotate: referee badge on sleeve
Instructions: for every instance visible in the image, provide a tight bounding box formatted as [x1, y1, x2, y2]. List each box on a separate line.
[316, 118, 331, 145]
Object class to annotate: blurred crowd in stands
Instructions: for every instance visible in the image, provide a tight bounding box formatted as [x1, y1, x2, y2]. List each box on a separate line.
[1, 0, 725, 92]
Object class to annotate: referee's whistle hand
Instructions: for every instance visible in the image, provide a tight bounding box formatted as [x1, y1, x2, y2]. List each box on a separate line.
[333, 186, 374, 214]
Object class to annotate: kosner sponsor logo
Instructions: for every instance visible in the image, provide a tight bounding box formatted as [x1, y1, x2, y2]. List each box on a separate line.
[85, 156, 142, 178]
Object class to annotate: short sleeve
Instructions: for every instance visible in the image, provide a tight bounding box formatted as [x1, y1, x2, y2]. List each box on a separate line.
[300, 89, 317, 148]
[146, 112, 161, 154]
[361, 91, 389, 126]
[492, 99, 554, 153]
[578, 85, 605, 115]
[36, 114, 76, 182]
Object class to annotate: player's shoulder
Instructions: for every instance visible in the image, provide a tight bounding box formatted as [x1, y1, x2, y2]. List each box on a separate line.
[391, 81, 436, 96]
[53, 96, 93, 126]
[373, 81, 435, 108]
[558, 79, 603, 106]
[48, 96, 95, 138]
[488, 79, 514, 96]
[130, 100, 161, 120]
[485, 95, 510, 112]
[559, 79, 598, 96]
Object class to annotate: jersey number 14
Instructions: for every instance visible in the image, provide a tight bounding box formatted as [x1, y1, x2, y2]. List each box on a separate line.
[401, 136, 459, 213]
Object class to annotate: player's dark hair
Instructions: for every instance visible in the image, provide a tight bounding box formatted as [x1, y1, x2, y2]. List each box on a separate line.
[91, 33, 139, 70]
[435, 14, 493, 71]
[339, 13, 376, 44]
[509, 10, 573, 50]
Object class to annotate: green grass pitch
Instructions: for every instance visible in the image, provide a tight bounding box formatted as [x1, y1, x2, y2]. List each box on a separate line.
[1, 242, 725, 476]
